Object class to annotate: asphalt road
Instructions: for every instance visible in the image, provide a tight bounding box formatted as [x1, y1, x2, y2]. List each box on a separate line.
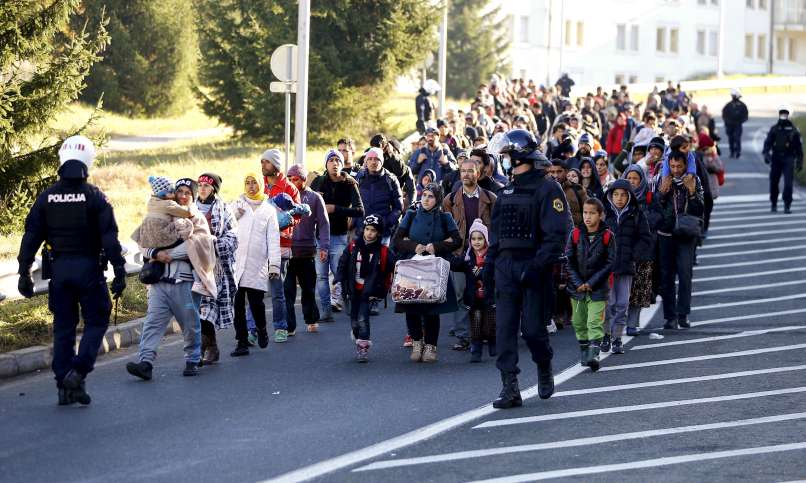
[1, 94, 805, 483]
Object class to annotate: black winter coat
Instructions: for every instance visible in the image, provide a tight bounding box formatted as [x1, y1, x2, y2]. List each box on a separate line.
[564, 225, 616, 301]
[450, 252, 494, 309]
[605, 180, 653, 274]
[336, 238, 395, 301]
[652, 176, 705, 236]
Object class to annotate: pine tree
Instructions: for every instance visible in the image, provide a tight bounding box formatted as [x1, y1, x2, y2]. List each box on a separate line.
[77, 0, 196, 116]
[196, 0, 439, 143]
[0, 1, 109, 234]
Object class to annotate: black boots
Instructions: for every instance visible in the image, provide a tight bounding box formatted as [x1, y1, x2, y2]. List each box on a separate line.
[126, 361, 153, 381]
[58, 370, 91, 406]
[230, 343, 250, 357]
[493, 372, 522, 409]
[183, 362, 199, 377]
[678, 317, 691, 329]
[587, 344, 601, 372]
[579, 341, 590, 367]
[537, 363, 555, 399]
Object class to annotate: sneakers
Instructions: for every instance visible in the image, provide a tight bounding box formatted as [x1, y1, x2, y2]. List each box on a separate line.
[183, 362, 200, 377]
[678, 317, 691, 329]
[612, 337, 624, 354]
[403, 335, 413, 348]
[410, 340, 424, 362]
[663, 319, 679, 330]
[230, 344, 250, 357]
[287, 330, 297, 337]
[61, 370, 91, 405]
[626, 326, 641, 337]
[126, 361, 153, 381]
[257, 329, 269, 348]
[547, 319, 558, 334]
[370, 300, 380, 316]
[331, 302, 343, 313]
[422, 344, 438, 363]
[600, 334, 612, 353]
[356, 340, 370, 363]
[274, 329, 288, 343]
[452, 338, 470, 351]
[470, 342, 483, 363]
[247, 330, 258, 347]
[307, 323, 319, 333]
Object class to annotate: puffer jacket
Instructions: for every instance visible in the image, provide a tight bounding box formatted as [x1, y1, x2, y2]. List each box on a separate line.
[356, 168, 403, 238]
[564, 224, 616, 301]
[605, 179, 653, 275]
[264, 173, 301, 249]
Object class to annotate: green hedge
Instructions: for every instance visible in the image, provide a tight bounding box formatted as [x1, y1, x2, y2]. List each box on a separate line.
[795, 116, 806, 186]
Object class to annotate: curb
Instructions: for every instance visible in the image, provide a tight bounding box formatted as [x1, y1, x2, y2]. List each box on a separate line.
[0, 316, 182, 379]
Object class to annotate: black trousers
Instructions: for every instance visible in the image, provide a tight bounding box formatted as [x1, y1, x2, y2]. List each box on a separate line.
[49, 256, 111, 384]
[658, 235, 696, 321]
[726, 124, 743, 156]
[703, 194, 714, 233]
[770, 157, 795, 208]
[284, 257, 320, 333]
[234, 287, 267, 344]
[495, 255, 554, 375]
[406, 313, 440, 346]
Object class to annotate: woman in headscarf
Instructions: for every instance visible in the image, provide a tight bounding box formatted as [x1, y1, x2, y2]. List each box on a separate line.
[393, 183, 462, 363]
[578, 157, 605, 201]
[196, 172, 238, 364]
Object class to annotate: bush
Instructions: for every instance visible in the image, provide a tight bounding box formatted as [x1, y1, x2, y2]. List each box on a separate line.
[795, 116, 806, 186]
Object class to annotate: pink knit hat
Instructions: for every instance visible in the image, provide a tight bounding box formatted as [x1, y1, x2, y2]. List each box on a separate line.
[466, 218, 489, 256]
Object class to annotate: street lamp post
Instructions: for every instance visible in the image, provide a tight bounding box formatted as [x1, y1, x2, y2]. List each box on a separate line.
[295, 0, 310, 167]
[438, 0, 448, 118]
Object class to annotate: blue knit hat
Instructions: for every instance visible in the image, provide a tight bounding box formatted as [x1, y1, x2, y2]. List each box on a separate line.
[149, 176, 174, 197]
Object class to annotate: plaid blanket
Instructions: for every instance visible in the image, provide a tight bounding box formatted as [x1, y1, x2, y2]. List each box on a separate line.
[199, 197, 238, 329]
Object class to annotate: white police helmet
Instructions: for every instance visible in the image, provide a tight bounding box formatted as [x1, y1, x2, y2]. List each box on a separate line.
[58, 135, 96, 170]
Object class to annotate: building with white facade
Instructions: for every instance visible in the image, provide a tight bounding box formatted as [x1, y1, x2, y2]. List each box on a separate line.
[494, 0, 806, 88]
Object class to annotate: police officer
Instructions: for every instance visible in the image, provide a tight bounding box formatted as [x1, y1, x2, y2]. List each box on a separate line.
[486, 129, 570, 408]
[721, 89, 749, 159]
[763, 105, 803, 214]
[17, 136, 127, 406]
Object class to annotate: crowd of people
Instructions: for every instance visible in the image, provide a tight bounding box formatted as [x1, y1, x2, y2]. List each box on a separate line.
[18, 73, 803, 407]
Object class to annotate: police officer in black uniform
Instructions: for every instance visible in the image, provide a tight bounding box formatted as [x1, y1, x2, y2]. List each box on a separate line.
[486, 129, 570, 408]
[17, 136, 127, 406]
[763, 105, 804, 214]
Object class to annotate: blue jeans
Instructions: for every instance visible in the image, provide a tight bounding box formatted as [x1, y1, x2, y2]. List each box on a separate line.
[266, 258, 289, 330]
[316, 234, 348, 317]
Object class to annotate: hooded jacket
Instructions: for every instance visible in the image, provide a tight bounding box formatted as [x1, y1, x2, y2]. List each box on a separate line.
[264, 173, 300, 249]
[450, 218, 494, 308]
[356, 167, 403, 237]
[579, 158, 605, 201]
[605, 179, 653, 274]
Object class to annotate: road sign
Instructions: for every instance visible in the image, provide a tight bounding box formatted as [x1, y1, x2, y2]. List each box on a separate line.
[270, 81, 297, 93]
[270, 44, 298, 82]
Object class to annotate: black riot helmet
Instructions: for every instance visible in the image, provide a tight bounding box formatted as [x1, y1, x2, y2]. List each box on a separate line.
[490, 129, 549, 168]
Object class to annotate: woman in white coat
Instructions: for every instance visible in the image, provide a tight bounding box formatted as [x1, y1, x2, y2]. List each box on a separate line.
[230, 173, 281, 356]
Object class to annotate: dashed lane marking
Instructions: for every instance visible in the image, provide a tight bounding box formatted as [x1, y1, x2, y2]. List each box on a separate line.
[599, 343, 806, 372]
[472, 387, 806, 429]
[692, 279, 806, 296]
[355, 412, 806, 472]
[691, 308, 806, 328]
[631, 326, 806, 351]
[466, 442, 806, 483]
[693, 267, 806, 282]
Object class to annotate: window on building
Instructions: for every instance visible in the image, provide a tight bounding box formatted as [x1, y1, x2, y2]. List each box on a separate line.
[709, 31, 719, 56]
[616, 24, 626, 50]
[746, 0, 754, 7]
[615, 74, 625, 85]
[777, 36, 785, 60]
[670, 27, 679, 53]
[697, 30, 706, 55]
[758, 34, 766, 59]
[519, 16, 529, 43]
[745, 34, 754, 58]
[711, 0, 718, 4]
[630, 25, 639, 51]
[656, 27, 666, 52]
[629, 74, 639, 84]
[789, 37, 797, 62]
[759, 0, 767, 8]
[577, 21, 584, 46]
[565, 20, 572, 46]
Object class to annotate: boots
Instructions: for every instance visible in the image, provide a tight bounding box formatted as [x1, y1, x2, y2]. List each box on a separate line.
[470, 341, 483, 363]
[587, 344, 601, 372]
[203, 333, 220, 364]
[488, 339, 497, 357]
[356, 339, 370, 363]
[126, 361, 153, 380]
[578, 341, 590, 367]
[422, 344, 438, 363]
[493, 372, 522, 409]
[537, 363, 555, 399]
[410, 340, 424, 362]
[600, 334, 612, 353]
[62, 370, 91, 405]
[230, 342, 250, 357]
[200, 334, 209, 367]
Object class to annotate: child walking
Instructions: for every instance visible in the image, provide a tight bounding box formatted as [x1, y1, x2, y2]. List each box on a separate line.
[451, 219, 496, 362]
[336, 215, 395, 362]
[565, 198, 616, 371]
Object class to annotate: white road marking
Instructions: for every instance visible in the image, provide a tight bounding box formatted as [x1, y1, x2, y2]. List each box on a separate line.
[721, 172, 770, 179]
[631, 326, 806, 351]
[706, 228, 806, 240]
[354, 412, 806, 472]
[467, 442, 806, 483]
[711, 213, 806, 223]
[693, 267, 806, 282]
[692, 293, 806, 311]
[691, 308, 806, 327]
[696, 255, 806, 268]
[472, 387, 806, 429]
[692, 279, 806, 296]
[599, 343, 806, 372]
[260, 304, 660, 483]
[716, 193, 802, 203]
[699, 238, 806, 251]
[708, 219, 805, 231]
[551, 365, 806, 397]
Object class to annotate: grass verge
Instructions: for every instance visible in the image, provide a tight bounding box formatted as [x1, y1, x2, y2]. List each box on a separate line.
[0, 277, 149, 353]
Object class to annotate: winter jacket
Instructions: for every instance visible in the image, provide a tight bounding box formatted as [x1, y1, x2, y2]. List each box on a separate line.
[606, 113, 627, 157]
[336, 237, 395, 301]
[622, 164, 663, 233]
[763, 119, 804, 167]
[564, 224, 616, 302]
[442, 186, 497, 254]
[579, 158, 605, 201]
[310, 173, 363, 236]
[562, 179, 588, 227]
[722, 99, 749, 126]
[393, 207, 461, 260]
[292, 187, 330, 258]
[357, 168, 404, 238]
[264, 173, 301, 250]
[408, 144, 457, 182]
[605, 180, 653, 275]
[232, 196, 281, 291]
[653, 175, 705, 237]
[198, 196, 238, 329]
